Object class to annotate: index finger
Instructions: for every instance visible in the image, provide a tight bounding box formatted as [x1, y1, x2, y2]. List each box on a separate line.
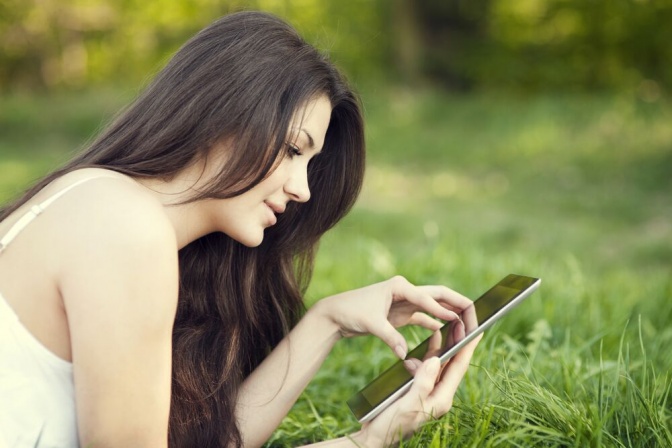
[417, 285, 474, 313]
[389, 277, 459, 322]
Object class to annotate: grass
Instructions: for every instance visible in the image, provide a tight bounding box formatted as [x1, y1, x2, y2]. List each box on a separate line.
[1, 86, 670, 447]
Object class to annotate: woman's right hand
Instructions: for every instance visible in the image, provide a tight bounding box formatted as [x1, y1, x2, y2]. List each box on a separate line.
[314, 276, 471, 363]
[351, 334, 482, 447]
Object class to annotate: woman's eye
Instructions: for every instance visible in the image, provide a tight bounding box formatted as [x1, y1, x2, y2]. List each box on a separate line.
[286, 143, 302, 158]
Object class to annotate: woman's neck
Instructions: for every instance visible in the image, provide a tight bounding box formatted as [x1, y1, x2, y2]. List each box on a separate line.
[135, 163, 219, 249]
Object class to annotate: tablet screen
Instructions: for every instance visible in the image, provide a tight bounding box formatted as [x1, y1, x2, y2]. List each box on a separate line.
[347, 274, 539, 422]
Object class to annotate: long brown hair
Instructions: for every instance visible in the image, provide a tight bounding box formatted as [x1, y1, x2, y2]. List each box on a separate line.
[0, 11, 365, 447]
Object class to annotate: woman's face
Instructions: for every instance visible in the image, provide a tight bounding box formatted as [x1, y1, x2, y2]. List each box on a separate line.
[210, 95, 332, 247]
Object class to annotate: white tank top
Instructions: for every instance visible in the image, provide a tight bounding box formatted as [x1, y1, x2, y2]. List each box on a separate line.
[0, 176, 121, 447]
[0, 292, 77, 447]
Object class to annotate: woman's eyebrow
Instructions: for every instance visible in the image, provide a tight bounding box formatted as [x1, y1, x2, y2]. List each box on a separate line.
[301, 129, 315, 149]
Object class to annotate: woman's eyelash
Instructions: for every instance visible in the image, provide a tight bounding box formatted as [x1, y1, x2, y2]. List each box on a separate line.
[286, 143, 302, 157]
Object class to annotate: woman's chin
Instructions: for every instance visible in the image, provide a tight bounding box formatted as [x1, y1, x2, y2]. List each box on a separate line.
[232, 231, 264, 248]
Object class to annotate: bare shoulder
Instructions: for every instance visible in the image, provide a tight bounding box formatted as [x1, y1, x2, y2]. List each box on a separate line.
[46, 169, 179, 320]
[45, 168, 175, 247]
[44, 169, 179, 444]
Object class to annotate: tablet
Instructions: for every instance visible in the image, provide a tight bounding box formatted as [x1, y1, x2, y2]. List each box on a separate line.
[347, 274, 541, 423]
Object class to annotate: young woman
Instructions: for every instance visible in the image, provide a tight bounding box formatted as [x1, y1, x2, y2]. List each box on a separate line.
[0, 11, 480, 448]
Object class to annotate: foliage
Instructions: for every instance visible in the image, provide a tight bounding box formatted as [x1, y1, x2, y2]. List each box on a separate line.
[1, 87, 670, 446]
[0, 0, 388, 91]
[415, 0, 672, 92]
[2, 1, 671, 92]
[0, 0, 238, 89]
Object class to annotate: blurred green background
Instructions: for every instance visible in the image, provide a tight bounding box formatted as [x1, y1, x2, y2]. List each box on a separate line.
[1, 0, 670, 446]
[2, 0, 672, 92]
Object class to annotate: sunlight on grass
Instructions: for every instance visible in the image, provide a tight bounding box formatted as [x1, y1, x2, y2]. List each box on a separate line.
[0, 160, 38, 202]
[362, 166, 511, 209]
[0, 89, 669, 447]
[0, 160, 31, 187]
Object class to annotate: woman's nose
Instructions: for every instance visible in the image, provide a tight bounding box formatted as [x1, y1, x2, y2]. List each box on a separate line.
[284, 166, 311, 203]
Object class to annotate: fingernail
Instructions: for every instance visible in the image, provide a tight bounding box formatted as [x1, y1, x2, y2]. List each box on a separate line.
[395, 345, 407, 359]
[404, 360, 417, 372]
[448, 310, 460, 320]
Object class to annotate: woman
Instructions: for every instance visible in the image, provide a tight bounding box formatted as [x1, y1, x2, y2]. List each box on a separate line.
[0, 11, 480, 447]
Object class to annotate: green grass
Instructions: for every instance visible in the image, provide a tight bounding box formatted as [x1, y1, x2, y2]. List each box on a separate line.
[1, 87, 670, 447]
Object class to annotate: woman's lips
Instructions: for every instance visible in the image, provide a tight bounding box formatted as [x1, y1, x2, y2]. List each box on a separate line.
[265, 201, 286, 215]
[264, 202, 280, 225]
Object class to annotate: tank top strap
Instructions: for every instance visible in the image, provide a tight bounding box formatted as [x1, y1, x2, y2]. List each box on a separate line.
[0, 175, 130, 255]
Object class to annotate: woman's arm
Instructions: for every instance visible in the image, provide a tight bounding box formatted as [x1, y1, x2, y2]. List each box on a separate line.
[55, 181, 179, 447]
[235, 300, 342, 446]
[236, 276, 475, 447]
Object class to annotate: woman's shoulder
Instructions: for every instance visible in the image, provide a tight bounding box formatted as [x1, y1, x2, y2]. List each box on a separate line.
[28, 168, 179, 277]
[41, 167, 159, 211]
[43, 168, 175, 245]
[0, 167, 179, 340]
[48, 169, 179, 315]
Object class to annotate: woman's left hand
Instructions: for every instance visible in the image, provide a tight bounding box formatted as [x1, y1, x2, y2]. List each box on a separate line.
[314, 276, 473, 359]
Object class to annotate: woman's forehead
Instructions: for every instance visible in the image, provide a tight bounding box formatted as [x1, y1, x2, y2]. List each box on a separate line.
[288, 95, 332, 151]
